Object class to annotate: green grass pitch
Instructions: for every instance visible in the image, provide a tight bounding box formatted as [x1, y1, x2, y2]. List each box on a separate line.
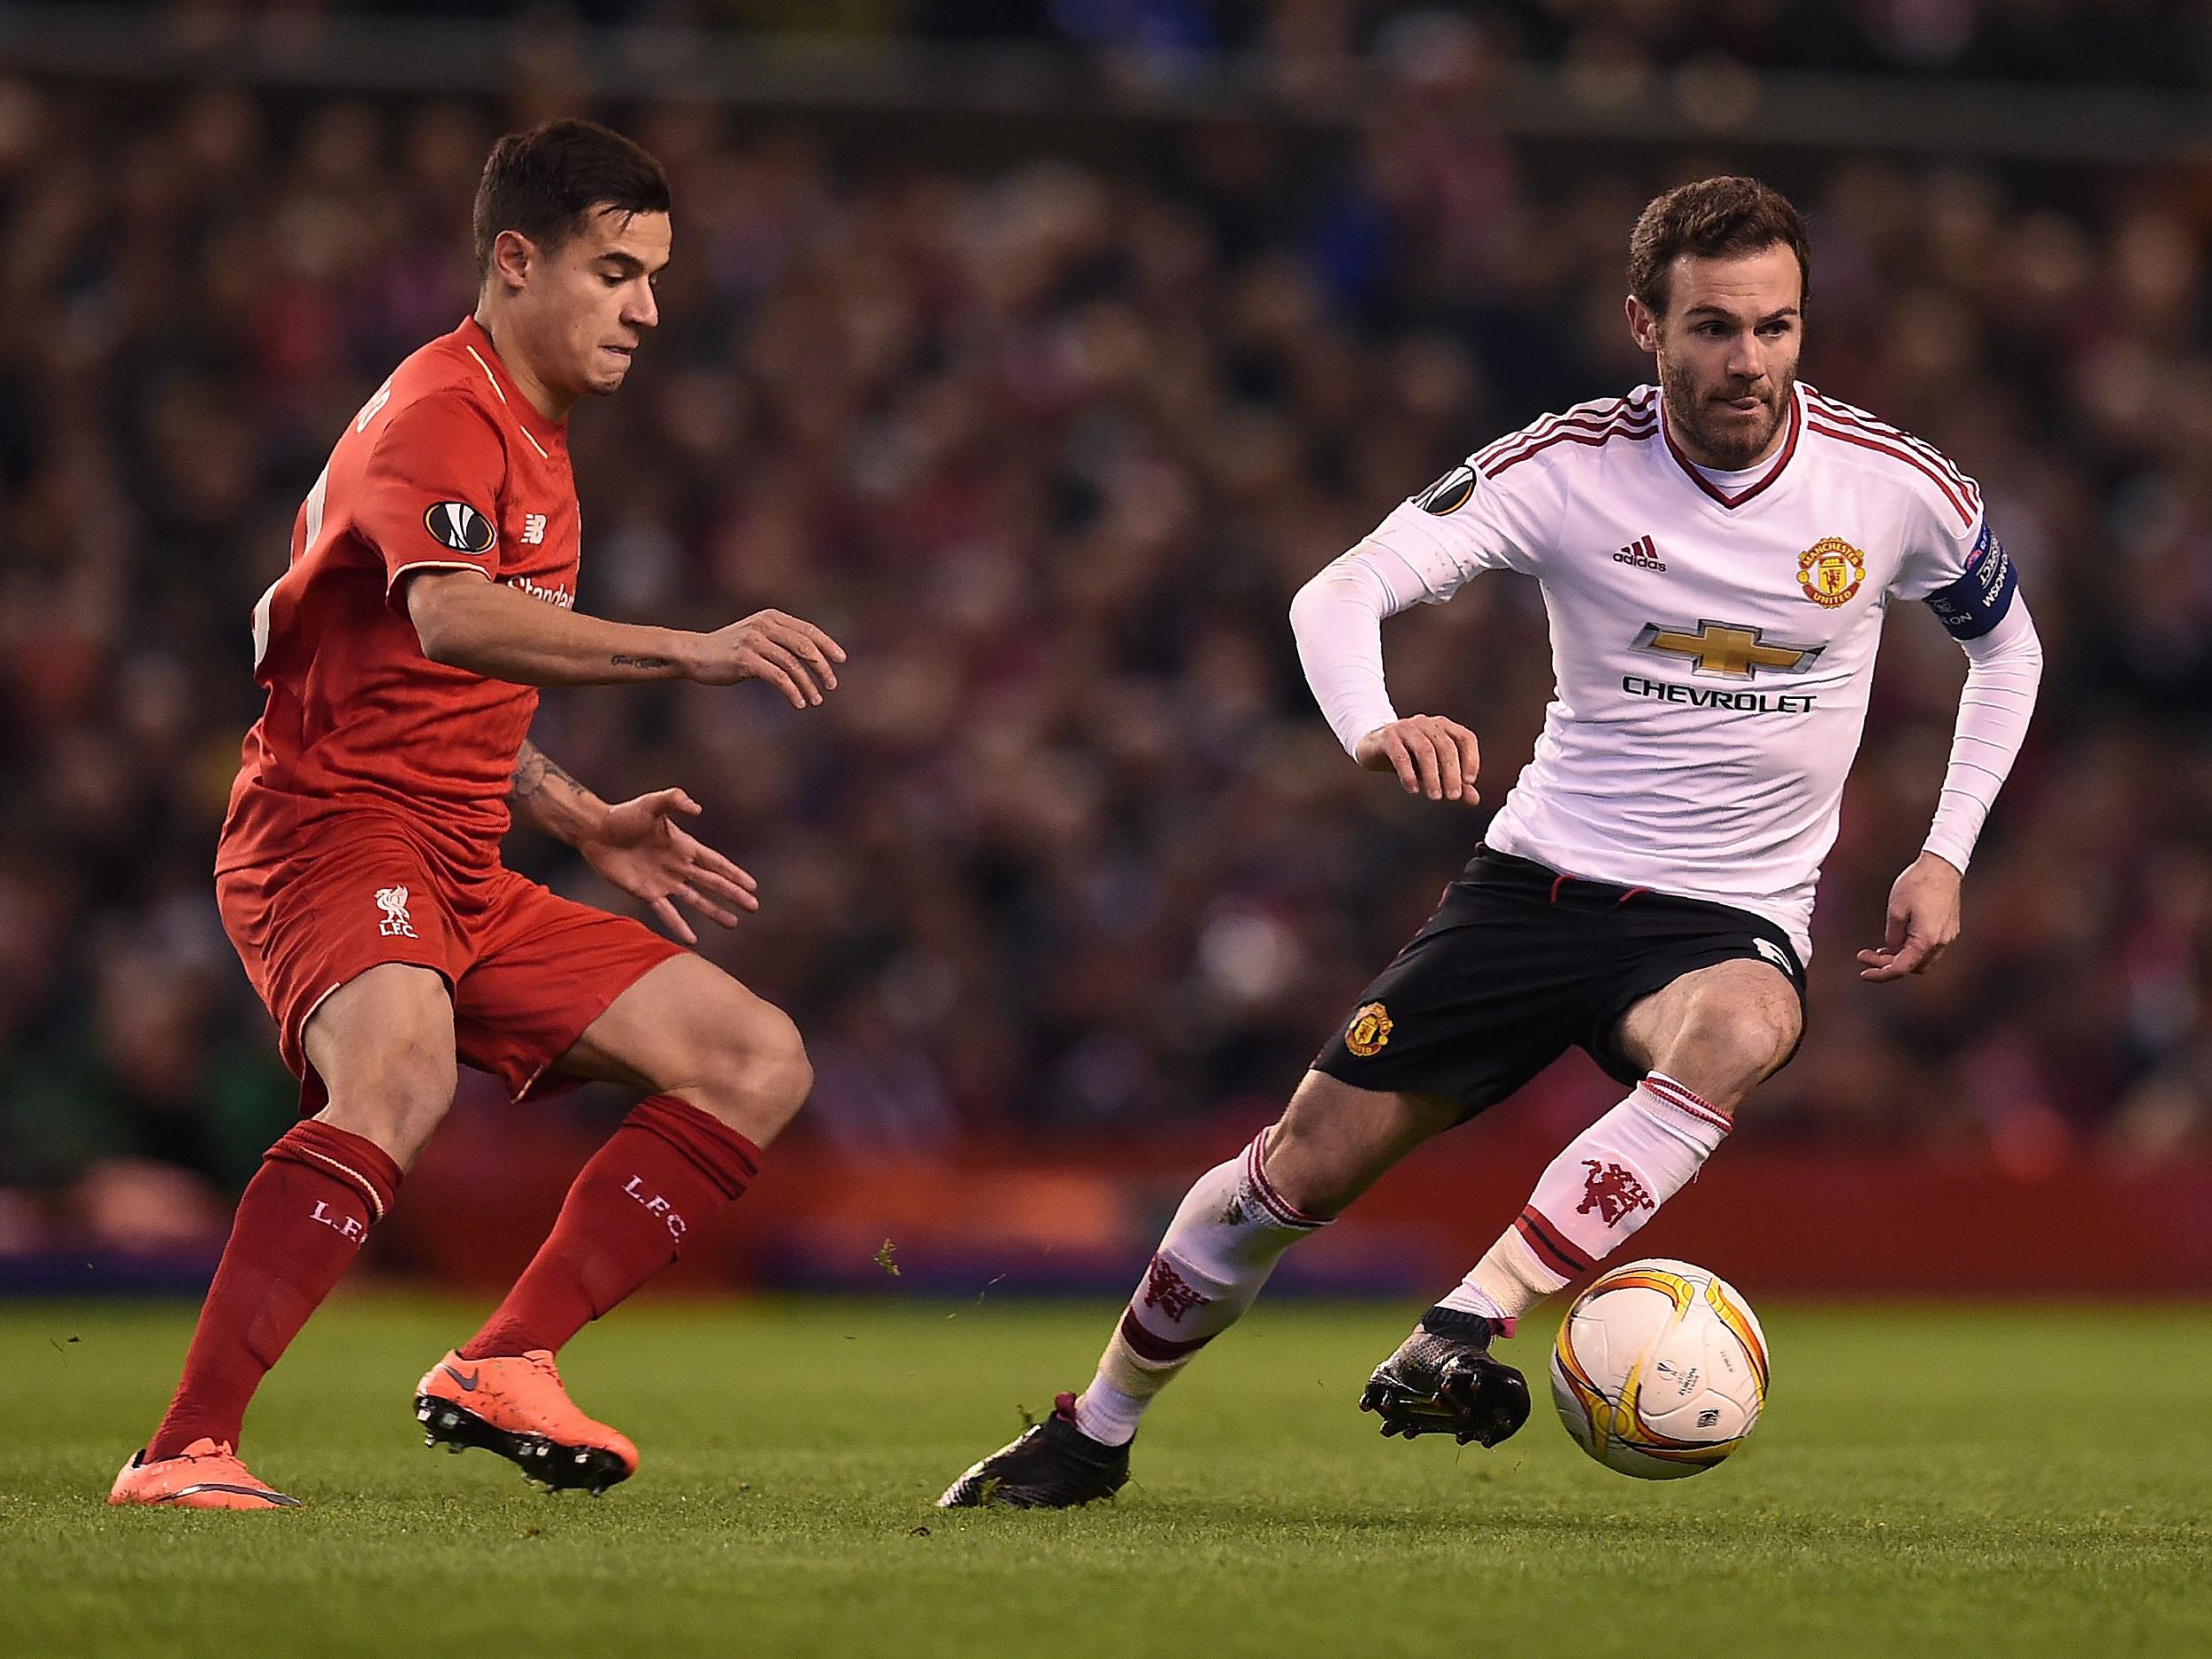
[4, 1294, 2208, 1658]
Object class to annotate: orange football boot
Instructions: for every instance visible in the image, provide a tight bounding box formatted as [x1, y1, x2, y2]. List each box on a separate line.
[109, 1439, 302, 1509]
[413, 1349, 639, 1495]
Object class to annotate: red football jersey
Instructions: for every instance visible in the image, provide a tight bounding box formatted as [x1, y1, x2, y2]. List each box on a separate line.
[219, 318, 581, 878]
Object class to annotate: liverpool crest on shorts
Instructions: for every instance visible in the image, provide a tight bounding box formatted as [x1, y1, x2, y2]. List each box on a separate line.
[1346, 1001, 1394, 1056]
[1797, 537, 1865, 608]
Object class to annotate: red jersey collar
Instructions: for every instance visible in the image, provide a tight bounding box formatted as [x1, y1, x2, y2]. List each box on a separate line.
[455, 316, 566, 454]
[1662, 384, 1801, 509]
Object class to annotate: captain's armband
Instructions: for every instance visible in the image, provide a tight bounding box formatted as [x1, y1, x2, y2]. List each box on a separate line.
[1924, 519, 2018, 641]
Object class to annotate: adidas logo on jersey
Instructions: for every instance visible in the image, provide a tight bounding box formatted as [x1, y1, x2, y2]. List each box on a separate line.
[1613, 534, 1666, 572]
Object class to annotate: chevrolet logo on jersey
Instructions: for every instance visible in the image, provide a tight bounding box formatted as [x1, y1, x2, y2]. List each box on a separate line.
[1632, 620, 1824, 679]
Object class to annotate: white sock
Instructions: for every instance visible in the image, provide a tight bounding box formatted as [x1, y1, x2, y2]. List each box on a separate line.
[1071, 1132, 1328, 1446]
[1451, 1072, 1731, 1322]
[1434, 1280, 1515, 1331]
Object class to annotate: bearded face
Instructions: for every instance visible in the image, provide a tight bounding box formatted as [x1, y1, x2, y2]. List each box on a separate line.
[1629, 243, 1805, 471]
[1655, 343, 1792, 469]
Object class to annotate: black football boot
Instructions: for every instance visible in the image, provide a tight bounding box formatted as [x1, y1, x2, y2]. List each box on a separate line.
[1359, 1305, 1532, 1448]
[936, 1392, 1131, 1509]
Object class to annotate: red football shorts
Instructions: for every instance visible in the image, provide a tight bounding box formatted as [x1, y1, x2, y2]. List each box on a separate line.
[216, 815, 685, 1115]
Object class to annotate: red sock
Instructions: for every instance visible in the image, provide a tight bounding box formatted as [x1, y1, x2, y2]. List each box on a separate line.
[460, 1095, 759, 1361]
[148, 1119, 401, 1460]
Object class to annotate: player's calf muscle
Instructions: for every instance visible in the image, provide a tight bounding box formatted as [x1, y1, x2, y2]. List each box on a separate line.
[1266, 1075, 1458, 1216]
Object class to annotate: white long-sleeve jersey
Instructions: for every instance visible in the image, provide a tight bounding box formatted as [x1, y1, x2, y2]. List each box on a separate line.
[1291, 381, 2043, 963]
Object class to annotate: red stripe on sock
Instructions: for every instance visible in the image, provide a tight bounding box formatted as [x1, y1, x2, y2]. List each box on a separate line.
[1116, 1307, 1213, 1363]
[1525, 1205, 1595, 1268]
[1641, 1074, 1733, 1133]
[1513, 1214, 1579, 1279]
[1515, 1207, 1594, 1279]
[460, 1095, 758, 1361]
[1244, 1133, 1327, 1229]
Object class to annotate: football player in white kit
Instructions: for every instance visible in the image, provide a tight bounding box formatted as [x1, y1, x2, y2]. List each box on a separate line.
[940, 177, 2042, 1507]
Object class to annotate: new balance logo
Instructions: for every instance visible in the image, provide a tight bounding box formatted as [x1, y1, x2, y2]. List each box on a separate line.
[376, 886, 416, 938]
[1754, 938, 1794, 975]
[1613, 534, 1666, 571]
[623, 1176, 687, 1242]
[521, 513, 547, 545]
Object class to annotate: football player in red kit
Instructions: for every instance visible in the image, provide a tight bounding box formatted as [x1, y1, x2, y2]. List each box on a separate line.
[111, 119, 845, 1509]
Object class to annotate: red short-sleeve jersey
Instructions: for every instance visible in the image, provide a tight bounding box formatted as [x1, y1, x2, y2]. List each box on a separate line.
[219, 318, 581, 878]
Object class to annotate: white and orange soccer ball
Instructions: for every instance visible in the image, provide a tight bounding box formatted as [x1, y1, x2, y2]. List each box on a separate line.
[1549, 1257, 1770, 1479]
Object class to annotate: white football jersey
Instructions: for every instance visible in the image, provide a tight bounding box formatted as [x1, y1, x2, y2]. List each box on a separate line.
[1356, 381, 2020, 962]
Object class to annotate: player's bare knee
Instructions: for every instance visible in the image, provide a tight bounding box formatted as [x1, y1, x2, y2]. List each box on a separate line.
[303, 967, 456, 1164]
[698, 1002, 812, 1141]
[1658, 992, 1799, 1111]
[319, 1036, 455, 1165]
[1717, 985, 1800, 1070]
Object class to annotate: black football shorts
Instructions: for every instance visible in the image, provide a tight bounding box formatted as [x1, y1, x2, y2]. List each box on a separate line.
[1312, 846, 1808, 1118]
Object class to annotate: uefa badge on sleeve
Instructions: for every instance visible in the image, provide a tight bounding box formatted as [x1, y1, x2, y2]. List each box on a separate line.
[424, 501, 496, 555]
[1412, 465, 1479, 516]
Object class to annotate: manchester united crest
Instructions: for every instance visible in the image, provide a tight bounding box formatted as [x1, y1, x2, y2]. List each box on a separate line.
[1797, 536, 1866, 608]
[1346, 1001, 1394, 1057]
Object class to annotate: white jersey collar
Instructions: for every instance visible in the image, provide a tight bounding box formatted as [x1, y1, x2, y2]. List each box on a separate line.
[1659, 384, 1802, 510]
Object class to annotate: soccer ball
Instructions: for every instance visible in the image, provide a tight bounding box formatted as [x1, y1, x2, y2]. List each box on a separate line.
[1549, 1257, 1769, 1479]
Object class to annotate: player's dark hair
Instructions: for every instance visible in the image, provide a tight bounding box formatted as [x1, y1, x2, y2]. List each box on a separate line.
[472, 119, 671, 276]
[1628, 176, 1809, 318]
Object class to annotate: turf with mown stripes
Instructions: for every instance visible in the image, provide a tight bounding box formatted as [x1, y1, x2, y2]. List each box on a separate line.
[3, 1295, 2206, 1657]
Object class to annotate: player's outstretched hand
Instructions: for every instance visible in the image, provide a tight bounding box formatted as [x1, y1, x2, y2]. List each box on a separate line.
[1857, 851, 1962, 982]
[581, 788, 762, 946]
[1355, 716, 1482, 804]
[691, 610, 847, 706]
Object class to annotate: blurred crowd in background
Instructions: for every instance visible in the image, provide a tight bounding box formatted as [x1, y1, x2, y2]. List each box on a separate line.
[1001, 0, 2212, 83]
[3, 1, 2210, 1247]
[288, 0, 2212, 88]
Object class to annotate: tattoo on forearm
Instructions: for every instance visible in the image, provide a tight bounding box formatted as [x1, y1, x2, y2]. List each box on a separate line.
[511, 741, 586, 803]
[612, 653, 675, 670]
